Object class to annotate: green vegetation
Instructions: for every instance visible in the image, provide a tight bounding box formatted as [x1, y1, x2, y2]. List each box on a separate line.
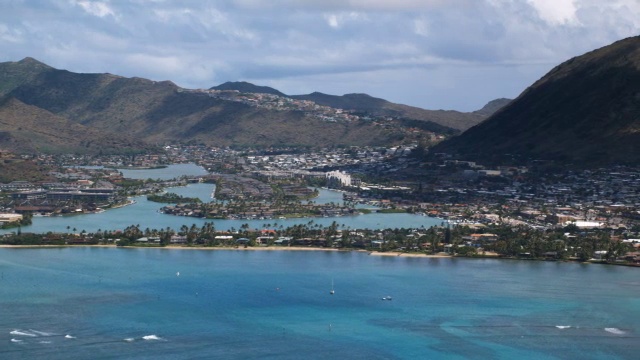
[376, 208, 407, 214]
[1, 222, 635, 266]
[0, 213, 32, 229]
[0, 160, 52, 183]
[147, 192, 202, 203]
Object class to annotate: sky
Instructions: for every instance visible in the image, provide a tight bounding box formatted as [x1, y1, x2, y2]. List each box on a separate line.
[0, 0, 639, 112]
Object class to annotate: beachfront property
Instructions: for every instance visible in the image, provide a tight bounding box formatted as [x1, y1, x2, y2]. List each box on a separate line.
[0, 213, 23, 223]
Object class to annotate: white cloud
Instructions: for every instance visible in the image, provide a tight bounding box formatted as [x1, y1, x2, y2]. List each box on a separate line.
[413, 19, 429, 37]
[73, 1, 116, 18]
[323, 12, 367, 29]
[325, 14, 339, 28]
[235, 0, 464, 11]
[0, 0, 638, 110]
[0, 23, 23, 43]
[527, 0, 579, 26]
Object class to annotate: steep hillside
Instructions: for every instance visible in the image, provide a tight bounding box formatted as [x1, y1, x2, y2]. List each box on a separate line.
[0, 57, 52, 96]
[0, 157, 52, 183]
[432, 36, 640, 166]
[0, 98, 149, 154]
[472, 98, 511, 117]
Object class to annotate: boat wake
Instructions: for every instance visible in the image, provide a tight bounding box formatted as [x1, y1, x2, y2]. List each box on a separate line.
[604, 328, 626, 335]
[142, 335, 164, 341]
[29, 329, 56, 336]
[10, 329, 38, 337]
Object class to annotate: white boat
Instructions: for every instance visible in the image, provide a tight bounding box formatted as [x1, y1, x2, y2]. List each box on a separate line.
[381, 296, 392, 301]
[330, 278, 335, 295]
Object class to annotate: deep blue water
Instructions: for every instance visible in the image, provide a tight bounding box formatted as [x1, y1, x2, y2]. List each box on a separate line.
[1, 248, 638, 359]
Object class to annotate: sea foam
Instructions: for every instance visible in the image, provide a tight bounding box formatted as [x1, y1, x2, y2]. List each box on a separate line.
[30, 329, 56, 336]
[604, 328, 626, 335]
[555, 325, 571, 329]
[10, 330, 37, 337]
[142, 335, 163, 341]
[65, 334, 76, 339]
[11, 338, 24, 343]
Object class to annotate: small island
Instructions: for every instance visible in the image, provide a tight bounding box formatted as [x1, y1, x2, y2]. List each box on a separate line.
[147, 192, 202, 204]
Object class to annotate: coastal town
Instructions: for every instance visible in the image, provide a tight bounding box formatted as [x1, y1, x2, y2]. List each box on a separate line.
[0, 145, 639, 265]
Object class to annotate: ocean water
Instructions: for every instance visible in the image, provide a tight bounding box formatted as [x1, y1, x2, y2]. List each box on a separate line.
[1, 248, 638, 359]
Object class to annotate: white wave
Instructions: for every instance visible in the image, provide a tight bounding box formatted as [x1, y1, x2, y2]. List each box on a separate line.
[142, 335, 163, 341]
[123, 338, 135, 342]
[65, 335, 76, 339]
[29, 329, 56, 336]
[555, 325, 571, 329]
[10, 330, 37, 337]
[604, 328, 626, 335]
[11, 338, 24, 343]
[39, 340, 52, 344]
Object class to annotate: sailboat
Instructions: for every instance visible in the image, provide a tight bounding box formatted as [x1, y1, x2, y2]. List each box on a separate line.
[330, 278, 335, 295]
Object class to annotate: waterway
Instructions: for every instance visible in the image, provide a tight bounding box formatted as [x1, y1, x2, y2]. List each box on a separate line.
[3, 164, 441, 234]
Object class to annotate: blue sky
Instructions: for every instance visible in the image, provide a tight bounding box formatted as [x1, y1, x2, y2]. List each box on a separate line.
[0, 0, 638, 111]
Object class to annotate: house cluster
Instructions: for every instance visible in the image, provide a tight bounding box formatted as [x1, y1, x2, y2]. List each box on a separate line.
[32, 153, 172, 169]
[187, 89, 360, 123]
[160, 198, 356, 220]
[392, 163, 640, 231]
[1, 168, 121, 215]
[209, 174, 274, 200]
[243, 147, 394, 171]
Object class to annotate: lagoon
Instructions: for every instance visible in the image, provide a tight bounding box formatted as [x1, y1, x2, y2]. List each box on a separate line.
[2, 164, 441, 234]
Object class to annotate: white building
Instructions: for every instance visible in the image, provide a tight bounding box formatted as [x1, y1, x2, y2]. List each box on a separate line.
[326, 170, 351, 187]
[0, 213, 22, 223]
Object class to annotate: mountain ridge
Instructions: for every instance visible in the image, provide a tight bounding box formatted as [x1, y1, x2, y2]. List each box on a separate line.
[0, 58, 453, 153]
[432, 35, 640, 166]
[212, 83, 508, 131]
[0, 57, 511, 154]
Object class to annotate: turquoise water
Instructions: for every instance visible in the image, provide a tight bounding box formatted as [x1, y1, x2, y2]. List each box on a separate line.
[3, 182, 441, 234]
[1, 248, 638, 359]
[118, 163, 210, 180]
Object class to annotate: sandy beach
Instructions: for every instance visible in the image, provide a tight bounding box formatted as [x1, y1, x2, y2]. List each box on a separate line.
[367, 251, 452, 258]
[0, 243, 456, 258]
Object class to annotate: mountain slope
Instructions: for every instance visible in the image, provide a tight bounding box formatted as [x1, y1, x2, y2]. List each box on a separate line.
[0, 60, 414, 151]
[0, 97, 147, 154]
[291, 92, 488, 131]
[211, 81, 286, 97]
[472, 98, 511, 117]
[209, 83, 504, 131]
[432, 36, 640, 166]
[0, 57, 53, 96]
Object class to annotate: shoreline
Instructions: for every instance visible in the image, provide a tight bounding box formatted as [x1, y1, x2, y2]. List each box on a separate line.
[0, 243, 450, 258]
[0, 245, 636, 266]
